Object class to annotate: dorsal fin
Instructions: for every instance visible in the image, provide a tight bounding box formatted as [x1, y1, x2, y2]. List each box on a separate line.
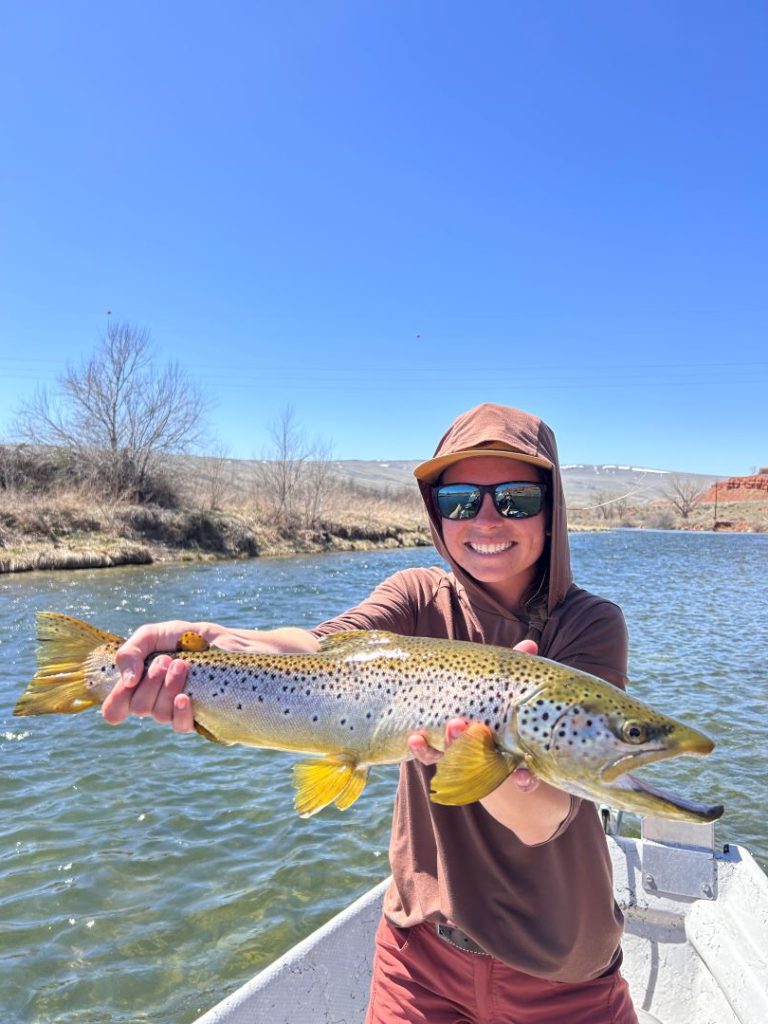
[317, 630, 400, 657]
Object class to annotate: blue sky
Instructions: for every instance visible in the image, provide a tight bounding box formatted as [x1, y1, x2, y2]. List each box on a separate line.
[1, 1, 765, 475]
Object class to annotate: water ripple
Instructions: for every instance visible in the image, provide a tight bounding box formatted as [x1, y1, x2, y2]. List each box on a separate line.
[1, 534, 765, 1023]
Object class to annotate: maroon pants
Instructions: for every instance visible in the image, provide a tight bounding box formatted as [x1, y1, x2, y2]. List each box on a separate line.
[365, 918, 639, 1024]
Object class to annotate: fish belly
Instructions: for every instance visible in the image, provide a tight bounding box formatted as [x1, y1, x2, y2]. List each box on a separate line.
[182, 662, 403, 760]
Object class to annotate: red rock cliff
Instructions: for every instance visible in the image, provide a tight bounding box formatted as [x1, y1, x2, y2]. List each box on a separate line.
[702, 475, 768, 502]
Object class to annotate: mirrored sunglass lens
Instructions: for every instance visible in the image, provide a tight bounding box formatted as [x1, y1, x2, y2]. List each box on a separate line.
[494, 484, 543, 518]
[436, 486, 481, 519]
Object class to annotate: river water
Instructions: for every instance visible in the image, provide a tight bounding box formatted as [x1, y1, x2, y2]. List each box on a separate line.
[1, 531, 766, 1023]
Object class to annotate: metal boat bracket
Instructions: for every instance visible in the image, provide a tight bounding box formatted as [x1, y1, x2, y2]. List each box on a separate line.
[640, 818, 717, 900]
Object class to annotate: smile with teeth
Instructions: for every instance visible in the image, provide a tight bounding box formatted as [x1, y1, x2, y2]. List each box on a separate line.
[467, 540, 516, 555]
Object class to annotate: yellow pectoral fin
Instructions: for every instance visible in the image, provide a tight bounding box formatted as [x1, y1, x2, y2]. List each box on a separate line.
[293, 756, 370, 818]
[430, 723, 521, 806]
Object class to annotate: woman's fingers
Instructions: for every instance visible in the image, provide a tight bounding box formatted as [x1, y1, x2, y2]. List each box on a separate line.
[114, 643, 144, 690]
[171, 693, 195, 732]
[114, 621, 199, 688]
[102, 679, 135, 724]
[408, 717, 469, 764]
[509, 766, 540, 792]
[104, 621, 196, 725]
[445, 718, 468, 744]
[127, 656, 172, 717]
[408, 732, 442, 764]
[102, 654, 192, 729]
[151, 659, 190, 724]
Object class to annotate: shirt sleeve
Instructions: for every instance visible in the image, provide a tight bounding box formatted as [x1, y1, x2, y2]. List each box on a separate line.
[543, 596, 629, 690]
[311, 569, 420, 637]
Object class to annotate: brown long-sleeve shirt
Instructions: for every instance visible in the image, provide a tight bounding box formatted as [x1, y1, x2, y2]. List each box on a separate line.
[313, 403, 629, 982]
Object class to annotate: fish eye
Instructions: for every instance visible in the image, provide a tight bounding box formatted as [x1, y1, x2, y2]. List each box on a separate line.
[621, 720, 649, 744]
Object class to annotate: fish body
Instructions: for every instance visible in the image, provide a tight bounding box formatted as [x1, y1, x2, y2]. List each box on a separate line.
[15, 612, 724, 822]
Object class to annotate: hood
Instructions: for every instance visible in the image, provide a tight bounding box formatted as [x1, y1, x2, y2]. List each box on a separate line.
[414, 403, 572, 620]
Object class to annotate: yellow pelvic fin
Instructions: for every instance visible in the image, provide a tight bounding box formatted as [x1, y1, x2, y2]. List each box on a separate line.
[193, 720, 232, 745]
[430, 722, 520, 806]
[177, 631, 210, 653]
[14, 612, 125, 716]
[292, 756, 370, 818]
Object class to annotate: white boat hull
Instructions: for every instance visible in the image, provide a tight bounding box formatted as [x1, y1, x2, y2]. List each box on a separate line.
[194, 833, 768, 1024]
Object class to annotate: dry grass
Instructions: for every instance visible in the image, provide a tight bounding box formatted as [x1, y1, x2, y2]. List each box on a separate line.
[568, 499, 767, 534]
[1, 475, 763, 575]
[0, 485, 433, 573]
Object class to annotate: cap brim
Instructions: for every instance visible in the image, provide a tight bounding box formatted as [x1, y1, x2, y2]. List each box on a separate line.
[413, 448, 553, 484]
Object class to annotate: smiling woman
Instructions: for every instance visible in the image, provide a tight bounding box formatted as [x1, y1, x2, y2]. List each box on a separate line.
[436, 457, 549, 607]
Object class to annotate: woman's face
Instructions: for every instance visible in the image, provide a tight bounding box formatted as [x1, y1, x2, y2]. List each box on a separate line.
[438, 456, 548, 609]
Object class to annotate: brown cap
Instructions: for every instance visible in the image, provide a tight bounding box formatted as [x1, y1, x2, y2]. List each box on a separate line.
[413, 444, 553, 484]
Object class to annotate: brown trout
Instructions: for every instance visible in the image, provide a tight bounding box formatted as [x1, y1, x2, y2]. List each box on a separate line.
[15, 612, 723, 821]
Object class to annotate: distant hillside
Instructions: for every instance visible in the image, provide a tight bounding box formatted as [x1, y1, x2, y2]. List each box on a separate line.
[330, 460, 724, 505]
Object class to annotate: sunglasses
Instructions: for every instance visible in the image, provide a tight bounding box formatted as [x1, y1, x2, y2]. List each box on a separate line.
[433, 481, 548, 520]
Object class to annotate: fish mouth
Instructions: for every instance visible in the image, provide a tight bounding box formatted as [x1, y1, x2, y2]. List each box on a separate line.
[602, 731, 715, 784]
[609, 772, 724, 822]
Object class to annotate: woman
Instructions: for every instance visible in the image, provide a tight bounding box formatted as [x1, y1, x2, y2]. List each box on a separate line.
[104, 402, 639, 1024]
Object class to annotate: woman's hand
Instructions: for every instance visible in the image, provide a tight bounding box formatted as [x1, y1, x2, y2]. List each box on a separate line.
[101, 622, 318, 731]
[406, 637, 572, 842]
[407, 638, 541, 794]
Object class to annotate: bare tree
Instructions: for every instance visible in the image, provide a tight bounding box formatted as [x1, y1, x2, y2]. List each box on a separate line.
[590, 490, 618, 521]
[14, 320, 209, 503]
[256, 406, 335, 528]
[196, 444, 238, 511]
[664, 474, 706, 520]
[301, 437, 338, 527]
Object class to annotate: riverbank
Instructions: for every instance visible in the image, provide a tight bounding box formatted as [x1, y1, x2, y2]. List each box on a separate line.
[1, 492, 763, 574]
[0, 494, 435, 573]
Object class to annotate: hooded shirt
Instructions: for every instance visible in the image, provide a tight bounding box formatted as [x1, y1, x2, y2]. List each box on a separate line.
[312, 403, 628, 982]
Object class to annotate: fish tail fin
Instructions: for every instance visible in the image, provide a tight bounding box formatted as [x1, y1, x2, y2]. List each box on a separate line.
[292, 756, 370, 818]
[14, 612, 124, 716]
[430, 722, 521, 805]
